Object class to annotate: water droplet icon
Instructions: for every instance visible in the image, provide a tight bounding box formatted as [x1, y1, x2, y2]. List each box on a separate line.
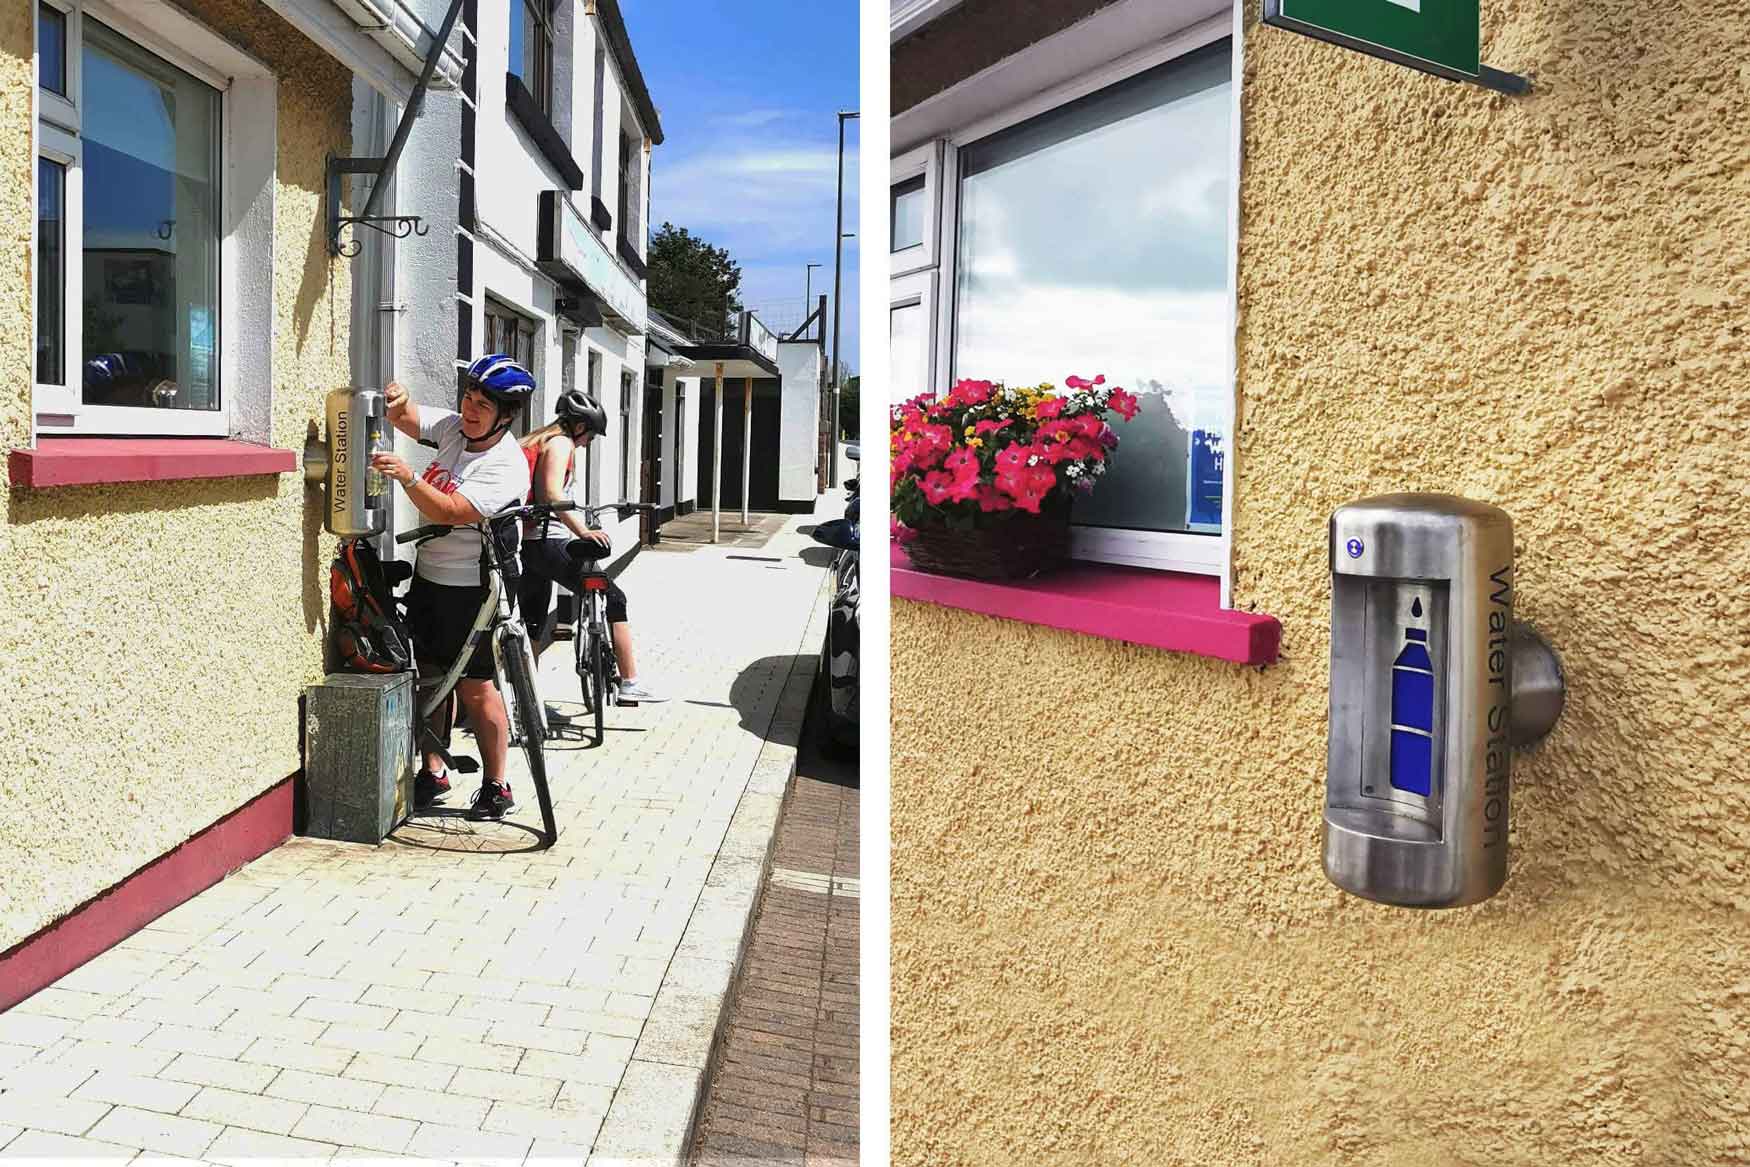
[1411, 597, 1423, 618]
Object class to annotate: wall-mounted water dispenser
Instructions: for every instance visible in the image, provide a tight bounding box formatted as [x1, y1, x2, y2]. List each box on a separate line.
[1325, 494, 1565, 908]
[303, 387, 393, 538]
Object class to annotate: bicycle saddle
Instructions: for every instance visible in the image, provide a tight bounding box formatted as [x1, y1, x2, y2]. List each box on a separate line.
[565, 536, 611, 564]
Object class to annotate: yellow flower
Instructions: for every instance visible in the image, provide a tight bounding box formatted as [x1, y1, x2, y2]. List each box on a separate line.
[967, 437, 984, 449]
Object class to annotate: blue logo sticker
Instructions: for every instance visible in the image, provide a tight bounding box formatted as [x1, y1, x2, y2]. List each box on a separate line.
[1346, 538, 1364, 559]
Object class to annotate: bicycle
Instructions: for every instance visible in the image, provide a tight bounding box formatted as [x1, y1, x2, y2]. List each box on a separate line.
[396, 497, 577, 850]
[554, 501, 655, 746]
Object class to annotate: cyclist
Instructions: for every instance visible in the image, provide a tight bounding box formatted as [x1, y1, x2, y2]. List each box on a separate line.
[370, 354, 534, 820]
[516, 389, 667, 704]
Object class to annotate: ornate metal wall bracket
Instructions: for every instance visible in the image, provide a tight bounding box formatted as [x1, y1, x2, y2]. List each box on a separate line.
[325, 0, 466, 258]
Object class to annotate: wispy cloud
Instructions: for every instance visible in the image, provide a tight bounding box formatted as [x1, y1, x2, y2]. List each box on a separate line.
[710, 109, 796, 129]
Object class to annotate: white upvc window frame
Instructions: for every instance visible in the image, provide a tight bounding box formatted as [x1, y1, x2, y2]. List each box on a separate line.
[896, 7, 1244, 593]
[32, 0, 279, 441]
[888, 268, 936, 406]
[889, 141, 942, 279]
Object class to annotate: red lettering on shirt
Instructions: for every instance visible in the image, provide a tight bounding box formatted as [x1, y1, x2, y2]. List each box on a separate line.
[421, 463, 460, 495]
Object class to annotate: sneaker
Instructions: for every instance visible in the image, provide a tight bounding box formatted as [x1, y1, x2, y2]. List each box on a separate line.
[466, 780, 515, 821]
[544, 702, 574, 725]
[414, 768, 450, 808]
[616, 678, 668, 704]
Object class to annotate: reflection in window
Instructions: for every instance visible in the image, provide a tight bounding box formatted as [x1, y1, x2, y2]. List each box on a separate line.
[889, 301, 926, 403]
[82, 19, 221, 412]
[954, 40, 1232, 536]
[510, 0, 554, 114]
[892, 176, 926, 252]
[621, 371, 634, 503]
[37, 158, 64, 384]
[39, 4, 66, 95]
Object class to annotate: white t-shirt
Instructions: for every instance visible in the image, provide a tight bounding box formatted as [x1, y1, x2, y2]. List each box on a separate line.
[412, 409, 531, 587]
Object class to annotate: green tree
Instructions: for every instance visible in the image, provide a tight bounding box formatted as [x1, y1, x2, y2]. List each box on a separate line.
[648, 223, 743, 338]
[839, 376, 859, 440]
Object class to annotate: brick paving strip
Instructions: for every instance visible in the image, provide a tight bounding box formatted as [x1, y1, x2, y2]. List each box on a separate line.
[0, 509, 837, 1167]
[688, 755, 860, 1167]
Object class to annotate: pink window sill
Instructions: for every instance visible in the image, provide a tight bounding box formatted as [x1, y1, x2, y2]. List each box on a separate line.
[892, 545, 1281, 666]
[9, 438, 297, 488]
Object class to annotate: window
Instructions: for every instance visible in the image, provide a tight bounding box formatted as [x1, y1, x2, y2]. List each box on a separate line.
[890, 142, 941, 278]
[508, 0, 554, 115]
[38, 3, 66, 94]
[585, 347, 601, 505]
[939, 34, 1236, 573]
[617, 133, 636, 249]
[35, 2, 247, 437]
[483, 298, 538, 434]
[37, 158, 64, 385]
[888, 270, 934, 405]
[891, 175, 926, 252]
[619, 369, 634, 503]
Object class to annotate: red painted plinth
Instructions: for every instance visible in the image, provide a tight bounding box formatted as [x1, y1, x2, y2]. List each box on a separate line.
[10, 438, 297, 488]
[892, 545, 1281, 666]
[0, 779, 293, 1013]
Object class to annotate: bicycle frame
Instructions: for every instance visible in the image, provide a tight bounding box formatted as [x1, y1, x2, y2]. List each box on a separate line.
[398, 497, 574, 848]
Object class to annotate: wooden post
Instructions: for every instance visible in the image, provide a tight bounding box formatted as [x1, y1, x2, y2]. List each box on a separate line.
[712, 362, 724, 544]
[741, 377, 752, 526]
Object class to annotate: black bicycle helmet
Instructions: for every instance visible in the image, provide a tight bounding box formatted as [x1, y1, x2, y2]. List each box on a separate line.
[555, 389, 608, 438]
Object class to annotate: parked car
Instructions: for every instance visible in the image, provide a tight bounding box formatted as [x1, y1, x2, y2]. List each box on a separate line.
[811, 453, 859, 754]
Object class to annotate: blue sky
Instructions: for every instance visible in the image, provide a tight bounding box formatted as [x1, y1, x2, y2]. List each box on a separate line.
[621, 0, 860, 374]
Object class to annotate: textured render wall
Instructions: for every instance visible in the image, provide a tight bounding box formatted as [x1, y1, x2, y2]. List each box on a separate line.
[0, 0, 353, 953]
[891, 4, 1750, 1164]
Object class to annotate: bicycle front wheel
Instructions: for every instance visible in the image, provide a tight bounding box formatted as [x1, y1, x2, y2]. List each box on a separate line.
[502, 644, 558, 849]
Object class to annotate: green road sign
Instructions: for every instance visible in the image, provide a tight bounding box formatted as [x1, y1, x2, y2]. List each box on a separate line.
[1264, 0, 1505, 87]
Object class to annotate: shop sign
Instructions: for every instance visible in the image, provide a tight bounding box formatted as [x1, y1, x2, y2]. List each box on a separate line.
[1262, 0, 1528, 92]
[535, 191, 647, 335]
[742, 312, 779, 365]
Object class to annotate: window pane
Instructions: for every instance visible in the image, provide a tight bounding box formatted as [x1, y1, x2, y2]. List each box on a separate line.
[889, 302, 926, 404]
[508, 4, 527, 88]
[82, 20, 222, 412]
[39, 4, 66, 95]
[892, 176, 926, 253]
[37, 157, 64, 384]
[954, 40, 1232, 536]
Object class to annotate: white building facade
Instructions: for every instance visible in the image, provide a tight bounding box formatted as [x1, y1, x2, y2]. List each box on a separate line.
[354, 0, 664, 561]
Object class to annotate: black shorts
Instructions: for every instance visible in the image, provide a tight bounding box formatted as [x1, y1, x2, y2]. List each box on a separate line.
[407, 574, 497, 681]
[518, 538, 629, 629]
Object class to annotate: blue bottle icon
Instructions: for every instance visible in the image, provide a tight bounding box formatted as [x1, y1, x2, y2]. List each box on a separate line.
[1389, 597, 1436, 796]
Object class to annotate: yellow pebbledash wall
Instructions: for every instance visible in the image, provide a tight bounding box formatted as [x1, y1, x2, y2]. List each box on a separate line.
[892, 5, 1750, 1164]
[0, 0, 351, 953]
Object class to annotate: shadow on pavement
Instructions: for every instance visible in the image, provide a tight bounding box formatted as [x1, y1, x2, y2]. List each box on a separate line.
[727, 654, 816, 737]
[797, 546, 837, 569]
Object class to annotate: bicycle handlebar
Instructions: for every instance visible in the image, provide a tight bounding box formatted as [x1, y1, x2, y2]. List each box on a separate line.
[394, 498, 578, 545]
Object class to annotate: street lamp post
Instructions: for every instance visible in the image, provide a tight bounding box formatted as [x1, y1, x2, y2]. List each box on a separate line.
[830, 110, 858, 490]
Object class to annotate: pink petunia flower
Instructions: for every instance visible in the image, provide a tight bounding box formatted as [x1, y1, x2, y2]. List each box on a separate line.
[994, 442, 1030, 472]
[1073, 413, 1103, 438]
[975, 483, 1013, 513]
[944, 447, 980, 480]
[919, 471, 957, 505]
[1064, 375, 1091, 390]
[1109, 387, 1139, 421]
[1035, 396, 1066, 420]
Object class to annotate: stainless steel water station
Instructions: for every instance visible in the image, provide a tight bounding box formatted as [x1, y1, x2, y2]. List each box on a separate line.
[1324, 494, 1565, 908]
[303, 387, 392, 538]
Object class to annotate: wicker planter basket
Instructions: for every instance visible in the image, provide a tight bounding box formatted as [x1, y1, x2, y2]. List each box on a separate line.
[903, 510, 1071, 581]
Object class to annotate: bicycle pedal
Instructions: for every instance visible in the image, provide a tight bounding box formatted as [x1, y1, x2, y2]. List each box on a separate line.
[449, 755, 481, 774]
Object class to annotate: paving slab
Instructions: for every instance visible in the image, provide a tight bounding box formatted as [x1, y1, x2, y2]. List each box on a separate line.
[0, 503, 840, 1166]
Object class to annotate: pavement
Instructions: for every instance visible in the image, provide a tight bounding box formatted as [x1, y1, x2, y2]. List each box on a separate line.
[689, 702, 859, 1167]
[0, 499, 842, 1166]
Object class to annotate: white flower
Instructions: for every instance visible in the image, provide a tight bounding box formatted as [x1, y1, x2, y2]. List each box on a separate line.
[1093, 462, 1107, 475]
[1065, 463, 1083, 478]
[1026, 455, 1040, 466]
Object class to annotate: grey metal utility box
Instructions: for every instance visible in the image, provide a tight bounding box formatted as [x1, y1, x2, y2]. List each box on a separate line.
[302, 672, 414, 844]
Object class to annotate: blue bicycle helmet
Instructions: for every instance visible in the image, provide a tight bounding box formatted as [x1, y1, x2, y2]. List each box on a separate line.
[463, 353, 536, 437]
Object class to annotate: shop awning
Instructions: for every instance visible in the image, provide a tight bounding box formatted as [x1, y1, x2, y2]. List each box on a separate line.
[673, 313, 782, 379]
[262, 0, 464, 105]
